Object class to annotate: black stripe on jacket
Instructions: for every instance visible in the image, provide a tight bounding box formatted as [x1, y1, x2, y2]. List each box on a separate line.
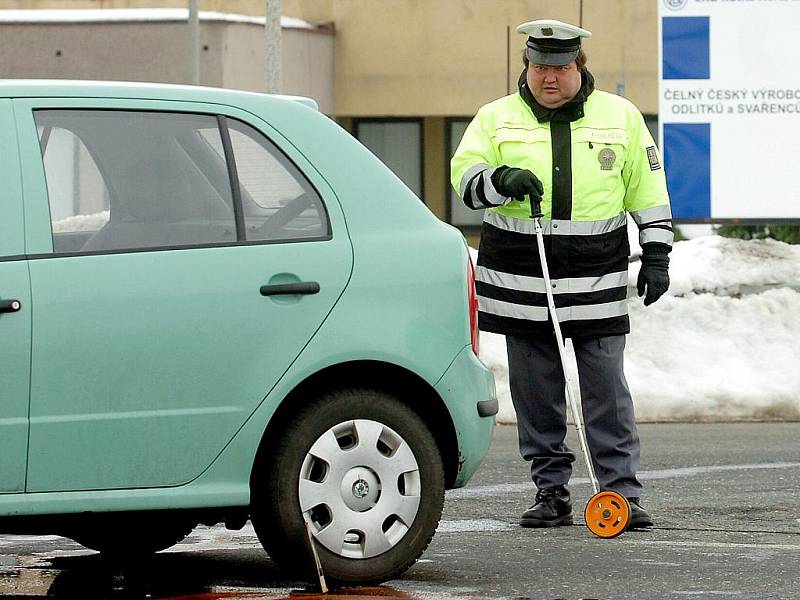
[477, 220, 631, 279]
[476, 281, 628, 308]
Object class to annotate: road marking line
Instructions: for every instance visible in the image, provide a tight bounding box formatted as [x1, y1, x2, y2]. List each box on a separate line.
[624, 540, 800, 552]
[437, 519, 513, 533]
[670, 592, 742, 596]
[448, 462, 800, 499]
[638, 462, 800, 480]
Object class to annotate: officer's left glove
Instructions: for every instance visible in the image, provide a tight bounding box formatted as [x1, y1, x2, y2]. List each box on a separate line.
[637, 243, 670, 306]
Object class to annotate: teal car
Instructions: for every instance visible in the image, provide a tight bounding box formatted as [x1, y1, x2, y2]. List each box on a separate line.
[0, 80, 496, 584]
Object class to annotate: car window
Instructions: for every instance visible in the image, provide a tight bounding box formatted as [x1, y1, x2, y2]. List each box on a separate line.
[226, 119, 329, 242]
[35, 110, 236, 253]
[37, 125, 111, 253]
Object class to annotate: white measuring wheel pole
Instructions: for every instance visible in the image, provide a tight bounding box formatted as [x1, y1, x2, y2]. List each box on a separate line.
[531, 209, 600, 497]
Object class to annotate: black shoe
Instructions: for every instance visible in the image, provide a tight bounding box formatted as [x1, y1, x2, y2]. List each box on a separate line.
[521, 485, 573, 528]
[627, 497, 654, 529]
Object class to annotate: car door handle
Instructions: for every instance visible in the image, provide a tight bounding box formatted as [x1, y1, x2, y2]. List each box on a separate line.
[260, 282, 320, 296]
[0, 299, 22, 313]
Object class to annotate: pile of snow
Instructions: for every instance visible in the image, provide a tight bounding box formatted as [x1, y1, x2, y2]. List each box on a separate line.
[475, 234, 800, 423]
[667, 235, 800, 296]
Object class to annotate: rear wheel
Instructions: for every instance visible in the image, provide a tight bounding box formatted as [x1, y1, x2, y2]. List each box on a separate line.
[251, 388, 445, 585]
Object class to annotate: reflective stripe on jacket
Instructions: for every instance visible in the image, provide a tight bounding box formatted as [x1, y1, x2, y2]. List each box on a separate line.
[451, 89, 673, 338]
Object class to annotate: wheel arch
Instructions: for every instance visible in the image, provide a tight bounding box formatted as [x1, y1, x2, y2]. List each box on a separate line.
[250, 360, 460, 490]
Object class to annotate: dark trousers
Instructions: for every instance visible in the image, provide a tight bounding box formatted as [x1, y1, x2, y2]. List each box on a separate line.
[506, 334, 643, 497]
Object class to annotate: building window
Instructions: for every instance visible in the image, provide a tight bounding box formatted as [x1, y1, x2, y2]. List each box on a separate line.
[447, 118, 484, 228]
[355, 119, 423, 200]
[644, 114, 659, 147]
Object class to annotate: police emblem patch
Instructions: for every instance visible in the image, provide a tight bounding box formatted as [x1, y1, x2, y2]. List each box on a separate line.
[646, 146, 661, 171]
[598, 148, 616, 171]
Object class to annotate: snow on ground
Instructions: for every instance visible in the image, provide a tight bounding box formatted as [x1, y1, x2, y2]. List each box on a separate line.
[474, 233, 800, 423]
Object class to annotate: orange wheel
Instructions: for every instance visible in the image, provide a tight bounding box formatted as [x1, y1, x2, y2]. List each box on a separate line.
[583, 491, 630, 538]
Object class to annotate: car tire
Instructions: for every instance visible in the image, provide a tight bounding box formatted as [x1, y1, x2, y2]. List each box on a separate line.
[251, 388, 445, 585]
[67, 515, 196, 557]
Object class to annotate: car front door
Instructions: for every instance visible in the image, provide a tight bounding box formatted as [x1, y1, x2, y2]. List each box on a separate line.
[0, 99, 31, 493]
[16, 99, 353, 492]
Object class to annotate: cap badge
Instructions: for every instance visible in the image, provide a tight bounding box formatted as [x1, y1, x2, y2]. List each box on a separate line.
[541, 27, 553, 36]
[598, 148, 617, 171]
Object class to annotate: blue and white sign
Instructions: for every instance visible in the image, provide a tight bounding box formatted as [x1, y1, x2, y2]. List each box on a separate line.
[658, 0, 800, 220]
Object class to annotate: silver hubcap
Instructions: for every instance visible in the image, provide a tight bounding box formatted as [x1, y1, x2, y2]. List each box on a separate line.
[299, 419, 421, 559]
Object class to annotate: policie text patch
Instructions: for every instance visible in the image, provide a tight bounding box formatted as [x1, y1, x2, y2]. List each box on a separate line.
[646, 146, 661, 171]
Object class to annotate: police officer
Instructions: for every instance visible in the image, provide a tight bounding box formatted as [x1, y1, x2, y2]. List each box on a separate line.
[451, 20, 672, 529]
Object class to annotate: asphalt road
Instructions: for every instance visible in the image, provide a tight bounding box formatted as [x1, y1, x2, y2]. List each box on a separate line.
[1, 422, 798, 600]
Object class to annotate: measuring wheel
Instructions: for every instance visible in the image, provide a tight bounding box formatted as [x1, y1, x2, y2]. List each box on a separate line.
[583, 490, 630, 538]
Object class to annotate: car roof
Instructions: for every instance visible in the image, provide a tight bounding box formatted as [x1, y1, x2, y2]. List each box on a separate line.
[0, 79, 318, 111]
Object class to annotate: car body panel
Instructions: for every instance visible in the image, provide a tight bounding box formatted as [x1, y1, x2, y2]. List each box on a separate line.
[0, 99, 30, 493]
[0, 261, 30, 495]
[0, 99, 25, 258]
[434, 345, 497, 487]
[13, 96, 353, 492]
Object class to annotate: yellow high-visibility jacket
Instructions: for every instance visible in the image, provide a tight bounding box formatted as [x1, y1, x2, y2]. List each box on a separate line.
[451, 87, 673, 338]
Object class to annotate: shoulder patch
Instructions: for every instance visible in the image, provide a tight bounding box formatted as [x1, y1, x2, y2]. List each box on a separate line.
[646, 146, 661, 171]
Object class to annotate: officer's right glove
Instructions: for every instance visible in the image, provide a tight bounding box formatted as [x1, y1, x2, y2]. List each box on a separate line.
[491, 166, 544, 203]
[637, 243, 671, 306]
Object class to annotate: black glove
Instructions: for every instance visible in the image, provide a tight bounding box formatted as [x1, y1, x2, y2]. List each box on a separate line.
[491, 166, 544, 203]
[637, 243, 670, 306]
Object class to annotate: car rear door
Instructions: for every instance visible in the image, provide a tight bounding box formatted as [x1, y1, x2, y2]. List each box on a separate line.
[15, 98, 353, 492]
[0, 99, 31, 494]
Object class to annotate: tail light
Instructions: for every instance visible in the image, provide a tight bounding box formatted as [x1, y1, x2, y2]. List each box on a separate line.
[467, 254, 480, 356]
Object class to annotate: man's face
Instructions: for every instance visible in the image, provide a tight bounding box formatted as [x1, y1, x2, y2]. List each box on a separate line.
[526, 60, 582, 109]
